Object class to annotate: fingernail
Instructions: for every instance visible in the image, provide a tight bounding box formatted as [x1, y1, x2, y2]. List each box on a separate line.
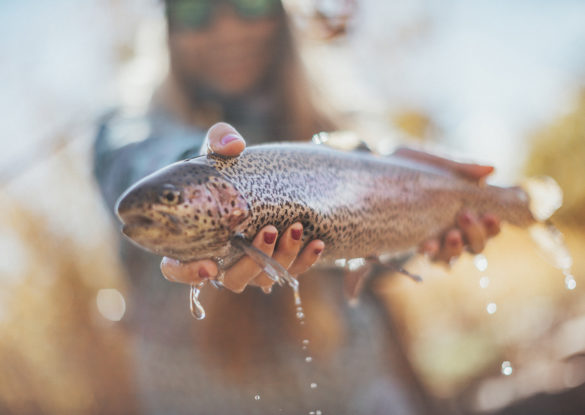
[484, 216, 497, 229]
[264, 231, 277, 244]
[220, 134, 242, 146]
[199, 267, 210, 279]
[460, 212, 472, 226]
[448, 236, 460, 247]
[314, 248, 323, 255]
[291, 227, 302, 240]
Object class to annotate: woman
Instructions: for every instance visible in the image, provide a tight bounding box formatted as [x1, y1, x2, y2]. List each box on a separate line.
[95, 1, 498, 413]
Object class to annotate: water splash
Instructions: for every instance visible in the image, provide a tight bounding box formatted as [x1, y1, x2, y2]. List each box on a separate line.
[293, 285, 306, 325]
[563, 269, 577, 290]
[189, 282, 206, 320]
[312, 131, 330, 145]
[347, 257, 366, 271]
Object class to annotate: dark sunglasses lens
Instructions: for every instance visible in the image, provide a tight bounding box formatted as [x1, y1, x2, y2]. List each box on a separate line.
[168, 0, 213, 29]
[233, 0, 281, 19]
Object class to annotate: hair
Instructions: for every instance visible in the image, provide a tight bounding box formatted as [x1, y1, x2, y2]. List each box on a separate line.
[162, 2, 343, 381]
[164, 0, 337, 142]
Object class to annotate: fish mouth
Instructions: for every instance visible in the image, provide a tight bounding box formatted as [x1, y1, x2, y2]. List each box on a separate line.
[120, 213, 158, 238]
[122, 214, 155, 227]
[120, 212, 183, 238]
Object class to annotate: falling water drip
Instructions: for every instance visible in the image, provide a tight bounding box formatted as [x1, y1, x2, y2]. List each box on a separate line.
[310, 382, 318, 389]
[501, 361, 513, 376]
[530, 222, 576, 290]
[486, 302, 497, 315]
[254, 394, 261, 401]
[293, 284, 306, 324]
[189, 282, 206, 320]
[563, 269, 577, 290]
[479, 276, 490, 289]
[305, 356, 313, 363]
[474, 254, 489, 272]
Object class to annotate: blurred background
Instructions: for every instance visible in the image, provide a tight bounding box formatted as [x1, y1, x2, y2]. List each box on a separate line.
[1, 0, 584, 413]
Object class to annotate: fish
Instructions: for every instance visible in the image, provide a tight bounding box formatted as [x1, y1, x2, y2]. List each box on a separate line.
[116, 142, 563, 289]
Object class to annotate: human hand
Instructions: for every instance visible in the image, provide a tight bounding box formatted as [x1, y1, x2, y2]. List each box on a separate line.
[160, 122, 325, 293]
[393, 147, 501, 263]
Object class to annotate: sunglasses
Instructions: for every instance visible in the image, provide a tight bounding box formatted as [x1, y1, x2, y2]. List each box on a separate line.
[167, 0, 283, 30]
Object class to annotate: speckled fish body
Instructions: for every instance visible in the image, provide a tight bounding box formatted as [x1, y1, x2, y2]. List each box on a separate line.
[116, 143, 537, 268]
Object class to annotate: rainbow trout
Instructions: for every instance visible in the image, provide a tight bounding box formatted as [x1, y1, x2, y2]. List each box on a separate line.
[116, 143, 563, 290]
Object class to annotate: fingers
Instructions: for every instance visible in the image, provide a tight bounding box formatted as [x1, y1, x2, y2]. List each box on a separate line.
[426, 212, 501, 265]
[249, 222, 304, 289]
[419, 238, 440, 258]
[436, 229, 464, 263]
[457, 211, 487, 254]
[482, 214, 501, 237]
[161, 257, 218, 285]
[289, 240, 325, 276]
[206, 122, 246, 157]
[221, 226, 278, 293]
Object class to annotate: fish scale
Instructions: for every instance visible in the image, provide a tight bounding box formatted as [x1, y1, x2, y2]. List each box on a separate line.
[116, 143, 540, 273]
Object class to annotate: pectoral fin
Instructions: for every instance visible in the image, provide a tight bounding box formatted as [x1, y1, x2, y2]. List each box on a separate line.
[231, 234, 298, 289]
[343, 262, 373, 306]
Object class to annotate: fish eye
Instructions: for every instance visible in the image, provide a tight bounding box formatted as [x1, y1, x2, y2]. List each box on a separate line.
[160, 189, 182, 205]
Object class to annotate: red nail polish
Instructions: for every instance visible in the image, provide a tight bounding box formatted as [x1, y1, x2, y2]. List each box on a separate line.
[291, 228, 302, 240]
[314, 248, 323, 255]
[264, 231, 277, 244]
[220, 134, 241, 146]
[484, 216, 496, 228]
[460, 212, 472, 226]
[199, 267, 210, 279]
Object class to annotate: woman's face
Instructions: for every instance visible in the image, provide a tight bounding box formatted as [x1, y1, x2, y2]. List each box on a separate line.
[167, 3, 281, 98]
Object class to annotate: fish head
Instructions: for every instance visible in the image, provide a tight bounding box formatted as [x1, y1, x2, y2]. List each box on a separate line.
[115, 159, 250, 261]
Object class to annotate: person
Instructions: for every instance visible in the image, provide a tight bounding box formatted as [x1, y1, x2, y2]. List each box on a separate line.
[94, 1, 499, 413]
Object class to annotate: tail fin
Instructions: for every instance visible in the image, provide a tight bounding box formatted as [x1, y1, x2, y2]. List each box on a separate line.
[521, 176, 563, 221]
[521, 176, 572, 270]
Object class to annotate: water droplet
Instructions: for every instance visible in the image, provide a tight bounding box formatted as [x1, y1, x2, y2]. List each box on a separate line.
[316, 411, 322, 415]
[310, 382, 318, 389]
[347, 257, 366, 271]
[96, 288, 126, 321]
[479, 276, 490, 289]
[254, 394, 261, 401]
[501, 361, 513, 376]
[565, 274, 577, 290]
[189, 282, 206, 320]
[305, 356, 313, 363]
[486, 302, 497, 314]
[474, 254, 488, 272]
[309, 412, 315, 415]
[296, 306, 305, 320]
[334, 258, 347, 267]
[312, 131, 330, 145]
